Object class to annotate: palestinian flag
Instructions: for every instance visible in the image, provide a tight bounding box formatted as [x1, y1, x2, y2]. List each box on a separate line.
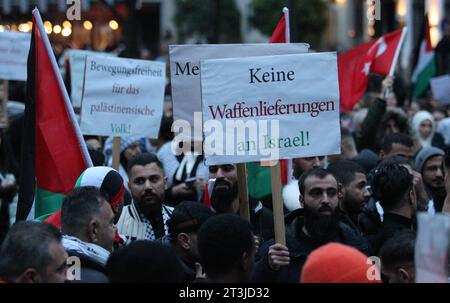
[246, 8, 290, 202]
[269, 7, 289, 43]
[16, 9, 92, 221]
[412, 15, 436, 98]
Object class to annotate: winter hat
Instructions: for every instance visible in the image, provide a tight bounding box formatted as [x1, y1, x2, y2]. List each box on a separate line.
[167, 201, 214, 239]
[300, 243, 381, 283]
[414, 147, 445, 174]
[350, 149, 379, 173]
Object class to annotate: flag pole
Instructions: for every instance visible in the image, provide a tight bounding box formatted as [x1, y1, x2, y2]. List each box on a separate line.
[1, 80, 9, 128]
[32, 8, 93, 167]
[283, 7, 290, 43]
[389, 27, 408, 76]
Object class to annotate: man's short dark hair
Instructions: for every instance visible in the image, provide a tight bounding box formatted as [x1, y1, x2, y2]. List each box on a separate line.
[0, 221, 62, 280]
[327, 160, 366, 187]
[298, 168, 334, 196]
[168, 201, 214, 242]
[379, 230, 416, 269]
[61, 186, 108, 236]
[380, 133, 414, 153]
[127, 152, 163, 173]
[197, 214, 254, 278]
[372, 163, 413, 212]
[106, 240, 184, 283]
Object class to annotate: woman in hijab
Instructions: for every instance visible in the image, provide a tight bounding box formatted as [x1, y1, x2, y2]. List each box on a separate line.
[412, 110, 447, 150]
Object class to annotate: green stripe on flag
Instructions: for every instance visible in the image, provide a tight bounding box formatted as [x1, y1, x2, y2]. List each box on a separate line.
[413, 57, 436, 98]
[246, 162, 272, 199]
[74, 171, 85, 188]
[35, 187, 65, 219]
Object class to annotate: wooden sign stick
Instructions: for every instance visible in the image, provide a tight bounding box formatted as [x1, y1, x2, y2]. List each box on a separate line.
[237, 163, 250, 221]
[111, 137, 121, 170]
[1, 80, 9, 128]
[270, 160, 286, 245]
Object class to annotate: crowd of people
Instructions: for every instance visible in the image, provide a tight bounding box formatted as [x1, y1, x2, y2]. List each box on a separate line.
[1, 31, 450, 284]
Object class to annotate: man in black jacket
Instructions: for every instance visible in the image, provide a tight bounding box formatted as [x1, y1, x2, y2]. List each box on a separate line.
[371, 163, 416, 255]
[252, 168, 369, 283]
[327, 160, 371, 234]
[160, 201, 214, 282]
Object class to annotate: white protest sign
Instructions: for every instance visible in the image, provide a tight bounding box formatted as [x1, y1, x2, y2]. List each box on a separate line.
[415, 212, 450, 283]
[200, 52, 340, 165]
[430, 75, 450, 105]
[80, 56, 166, 138]
[69, 50, 116, 108]
[170, 43, 309, 139]
[0, 32, 31, 81]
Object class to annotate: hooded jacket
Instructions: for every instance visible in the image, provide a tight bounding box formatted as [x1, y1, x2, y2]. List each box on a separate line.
[412, 111, 447, 150]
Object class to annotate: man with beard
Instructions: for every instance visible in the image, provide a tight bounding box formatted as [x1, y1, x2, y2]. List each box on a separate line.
[208, 164, 274, 243]
[282, 156, 324, 212]
[252, 168, 370, 283]
[415, 147, 446, 213]
[116, 153, 173, 243]
[327, 160, 371, 235]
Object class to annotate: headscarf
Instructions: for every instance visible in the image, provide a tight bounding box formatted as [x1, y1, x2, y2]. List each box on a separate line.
[412, 111, 435, 148]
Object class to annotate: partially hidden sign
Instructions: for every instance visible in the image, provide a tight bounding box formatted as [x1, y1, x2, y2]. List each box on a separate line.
[80, 55, 166, 138]
[200, 52, 340, 165]
[69, 50, 116, 108]
[0, 32, 31, 81]
[170, 43, 309, 140]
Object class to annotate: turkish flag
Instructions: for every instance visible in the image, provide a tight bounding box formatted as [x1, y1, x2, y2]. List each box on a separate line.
[338, 29, 404, 112]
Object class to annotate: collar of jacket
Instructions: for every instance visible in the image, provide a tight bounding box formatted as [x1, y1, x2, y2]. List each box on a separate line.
[382, 213, 413, 228]
[283, 209, 368, 257]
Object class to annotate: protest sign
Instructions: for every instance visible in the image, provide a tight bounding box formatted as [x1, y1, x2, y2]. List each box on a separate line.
[430, 75, 450, 105]
[69, 50, 116, 108]
[170, 43, 309, 140]
[80, 55, 165, 138]
[0, 31, 31, 81]
[200, 52, 340, 166]
[415, 212, 450, 283]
